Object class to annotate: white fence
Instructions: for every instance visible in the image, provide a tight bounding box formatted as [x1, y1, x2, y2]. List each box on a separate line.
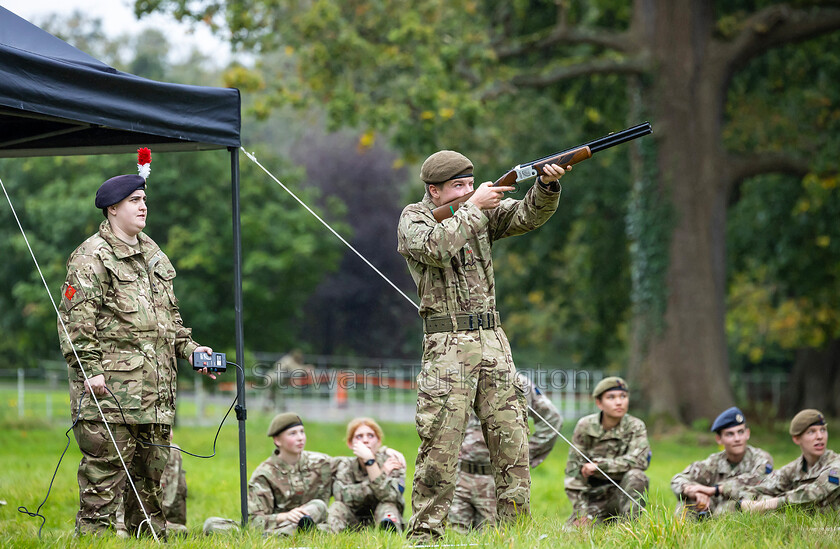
[0, 359, 790, 426]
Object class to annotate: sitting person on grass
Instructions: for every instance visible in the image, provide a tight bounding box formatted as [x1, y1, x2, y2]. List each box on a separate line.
[326, 417, 407, 533]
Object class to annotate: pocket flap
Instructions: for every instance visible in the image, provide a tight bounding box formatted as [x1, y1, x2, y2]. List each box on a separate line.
[102, 353, 144, 371]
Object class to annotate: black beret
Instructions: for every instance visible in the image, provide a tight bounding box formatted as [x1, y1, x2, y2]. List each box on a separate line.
[711, 406, 745, 433]
[267, 412, 303, 437]
[95, 174, 146, 209]
[789, 409, 826, 436]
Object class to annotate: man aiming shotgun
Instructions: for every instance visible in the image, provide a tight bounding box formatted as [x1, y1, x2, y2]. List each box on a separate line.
[396, 122, 652, 542]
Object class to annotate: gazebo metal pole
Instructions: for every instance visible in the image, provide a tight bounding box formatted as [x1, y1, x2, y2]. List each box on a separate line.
[229, 146, 248, 526]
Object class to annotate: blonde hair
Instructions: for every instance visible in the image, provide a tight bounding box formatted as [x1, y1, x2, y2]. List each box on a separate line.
[346, 417, 384, 445]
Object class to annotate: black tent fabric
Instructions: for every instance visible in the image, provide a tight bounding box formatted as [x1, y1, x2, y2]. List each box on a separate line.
[0, 6, 240, 157]
[0, 6, 249, 527]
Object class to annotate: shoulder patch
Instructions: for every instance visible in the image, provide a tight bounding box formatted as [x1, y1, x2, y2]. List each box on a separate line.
[398, 484, 405, 494]
[765, 463, 773, 474]
[534, 386, 542, 395]
[829, 469, 838, 486]
[647, 450, 652, 464]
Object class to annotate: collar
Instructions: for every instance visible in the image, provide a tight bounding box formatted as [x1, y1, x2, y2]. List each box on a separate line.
[99, 220, 153, 260]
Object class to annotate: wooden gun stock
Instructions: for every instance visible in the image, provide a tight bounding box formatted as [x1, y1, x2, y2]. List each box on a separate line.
[430, 121, 652, 222]
[431, 146, 591, 222]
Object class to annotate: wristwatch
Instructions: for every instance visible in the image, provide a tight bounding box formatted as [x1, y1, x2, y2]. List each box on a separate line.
[364, 458, 376, 467]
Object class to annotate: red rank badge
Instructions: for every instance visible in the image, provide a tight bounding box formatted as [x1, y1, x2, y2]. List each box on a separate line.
[65, 285, 77, 300]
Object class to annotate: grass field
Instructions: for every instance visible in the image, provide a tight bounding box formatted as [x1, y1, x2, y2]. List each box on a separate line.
[1, 397, 838, 547]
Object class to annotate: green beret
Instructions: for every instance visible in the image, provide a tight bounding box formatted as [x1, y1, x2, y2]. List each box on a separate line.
[592, 376, 628, 398]
[789, 409, 826, 436]
[267, 412, 303, 437]
[420, 150, 473, 184]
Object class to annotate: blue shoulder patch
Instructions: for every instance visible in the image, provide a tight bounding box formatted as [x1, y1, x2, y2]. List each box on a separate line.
[398, 484, 405, 494]
[647, 450, 652, 464]
[829, 470, 838, 486]
[534, 386, 542, 395]
[765, 463, 773, 474]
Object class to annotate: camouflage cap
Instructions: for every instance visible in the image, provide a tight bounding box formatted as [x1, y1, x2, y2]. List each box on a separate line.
[711, 406, 746, 433]
[592, 376, 628, 398]
[267, 412, 303, 437]
[789, 409, 826, 436]
[420, 150, 473, 184]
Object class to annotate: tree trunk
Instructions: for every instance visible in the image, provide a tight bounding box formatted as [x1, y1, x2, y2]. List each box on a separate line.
[784, 339, 840, 418]
[630, 0, 735, 422]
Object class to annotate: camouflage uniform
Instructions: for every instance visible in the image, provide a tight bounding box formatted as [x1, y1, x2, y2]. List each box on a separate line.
[741, 449, 840, 511]
[670, 445, 773, 517]
[204, 449, 332, 535]
[326, 445, 406, 532]
[564, 412, 651, 523]
[449, 374, 563, 531]
[116, 444, 188, 536]
[397, 181, 561, 541]
[58, 220, 199, 536]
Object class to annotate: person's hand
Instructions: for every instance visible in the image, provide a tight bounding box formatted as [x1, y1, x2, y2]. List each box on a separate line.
[189, 345, 217, 380]
[352, 440, 375, 462]
[382, 456, 404, 475]
[581, 462, 598, 478]
[283, 507, 306, 523]
[693, 491, 711, 511]
[384, 448, 406, 469]
[539, 162, 571, 185]
[84, 374, 107, 396]
[468, 182, 515, 210]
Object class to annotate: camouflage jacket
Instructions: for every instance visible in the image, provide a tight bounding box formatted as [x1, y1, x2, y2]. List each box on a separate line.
[460, 374, 563, 468]
[161, 444, 187, 525]
[397, 182, 561, 317]
[331, 446, 406, 512]
[248, 450, 332, 531]
[565, 412, 651, 485]
[744, 449, 840, 510]
[58, 220, 199, 425]
[670, 445, 774, 500]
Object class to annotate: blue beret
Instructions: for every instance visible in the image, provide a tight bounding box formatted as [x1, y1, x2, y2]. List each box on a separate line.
[95, 175, 146, 209]
[711, 406, 745, 433]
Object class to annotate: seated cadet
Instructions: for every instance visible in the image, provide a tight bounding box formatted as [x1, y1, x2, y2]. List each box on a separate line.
[564, 376, 651, 526]
[203, 412, 331, 535]
[738, 409, 840, 513]
[670, 406, 773, 518]
[326, 418, 406, 533]
[449, 373, 563, 532]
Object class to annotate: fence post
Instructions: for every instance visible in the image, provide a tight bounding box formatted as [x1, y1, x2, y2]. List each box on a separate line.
[18, 368, 25, 419]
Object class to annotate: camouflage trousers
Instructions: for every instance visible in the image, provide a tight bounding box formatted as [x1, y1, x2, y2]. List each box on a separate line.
[565, 469, 649, 524]
[326, 500, 404, 533]
[72, 420, 170, 537]
[448, 469, 497, 532]
[675, 496, 738, 519]
[407, 328, 530, 542]
[203, 499, 327, 536]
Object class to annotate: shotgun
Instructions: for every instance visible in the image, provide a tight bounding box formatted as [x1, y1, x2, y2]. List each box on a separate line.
[432, 122, 653, 222]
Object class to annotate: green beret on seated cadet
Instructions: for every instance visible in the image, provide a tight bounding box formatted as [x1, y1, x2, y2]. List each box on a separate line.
[420, 150, 473, 184]
[789, 409, 826, 436]
[267, 412, 303, 437]
[592, 376, 628, 399]
[711, 406, 746, 433]
[94, 174, 146, 211]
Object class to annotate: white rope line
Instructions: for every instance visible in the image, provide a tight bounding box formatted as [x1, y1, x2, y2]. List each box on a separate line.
[242, 148, 645, 513]
[240, 147, 419, 310]
[0, 175, 160, 542]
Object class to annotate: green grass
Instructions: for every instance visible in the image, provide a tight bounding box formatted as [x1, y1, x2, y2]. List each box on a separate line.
[1, 398, 838, 547]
